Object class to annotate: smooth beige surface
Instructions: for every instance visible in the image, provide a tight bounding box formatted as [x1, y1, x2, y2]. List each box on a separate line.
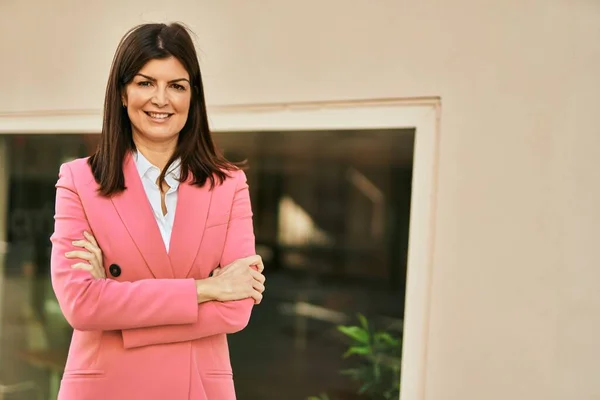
[1, 1, 599, 399]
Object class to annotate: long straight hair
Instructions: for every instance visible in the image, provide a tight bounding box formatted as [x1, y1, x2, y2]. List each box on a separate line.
[89, 22, 241, 197]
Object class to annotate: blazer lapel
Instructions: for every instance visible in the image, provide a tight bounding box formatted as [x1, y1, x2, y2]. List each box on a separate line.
[169, 179, 213, 278]
[110, 154, 174, 279]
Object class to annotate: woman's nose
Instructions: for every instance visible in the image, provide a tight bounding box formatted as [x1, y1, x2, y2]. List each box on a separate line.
[151, 88, 168, 107]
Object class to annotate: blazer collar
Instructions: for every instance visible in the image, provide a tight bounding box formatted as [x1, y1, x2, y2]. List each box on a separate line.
[110, 153, 213, 278]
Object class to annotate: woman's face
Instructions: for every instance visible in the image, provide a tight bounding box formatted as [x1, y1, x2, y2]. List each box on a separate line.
[123, 57, 192, 146]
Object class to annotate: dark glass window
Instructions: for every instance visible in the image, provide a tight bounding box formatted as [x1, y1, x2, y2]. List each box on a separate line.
[0, 129, 413, 399]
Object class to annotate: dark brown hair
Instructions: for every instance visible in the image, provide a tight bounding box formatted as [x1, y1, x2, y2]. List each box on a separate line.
[89, 22, 240, 196]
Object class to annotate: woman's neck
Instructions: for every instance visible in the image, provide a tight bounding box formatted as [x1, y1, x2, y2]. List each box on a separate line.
[133, 138, 177, 171]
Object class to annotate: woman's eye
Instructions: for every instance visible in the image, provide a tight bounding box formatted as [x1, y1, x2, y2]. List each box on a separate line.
[137, 81, 152, 87]
[171, 84, 186, 91]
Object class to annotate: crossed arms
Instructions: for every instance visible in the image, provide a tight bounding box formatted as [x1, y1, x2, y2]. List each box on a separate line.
[51, 163, 263, 349]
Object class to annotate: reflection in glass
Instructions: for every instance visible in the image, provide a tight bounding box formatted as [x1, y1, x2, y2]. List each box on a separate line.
[215, 129, 414, 399]
[0, 129, 414, 399]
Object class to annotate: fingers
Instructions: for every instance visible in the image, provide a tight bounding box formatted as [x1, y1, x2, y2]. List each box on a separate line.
[241, 255, 262, 264]
[68, 233, 106, 280]
[83, 231, 99, 247]
[65, 250, 96, 261]
[250, 268, 266, 284]
[251, 290, 263, 305]
[224, 255, 264, 275]
[252, 279, 265, 294]
[252, 259, 264, 273]
[72, 240, 102, 261]
[250, 269, 266, 302]
[253, 263, 264, 273]
[73, 237, 102, 264]
[241, 255, 264, 272]
[72, 262, 94, 272]
[72, 262, 105, 279]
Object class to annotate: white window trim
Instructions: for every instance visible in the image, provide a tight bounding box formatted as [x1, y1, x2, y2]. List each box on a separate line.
[0, 98, 442, 400]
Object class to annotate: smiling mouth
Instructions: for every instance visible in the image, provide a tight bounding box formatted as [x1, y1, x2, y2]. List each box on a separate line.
[144, 111, 174, 120]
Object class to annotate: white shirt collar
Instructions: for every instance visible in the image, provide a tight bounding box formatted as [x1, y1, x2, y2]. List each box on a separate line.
[133, 151, 181, 189]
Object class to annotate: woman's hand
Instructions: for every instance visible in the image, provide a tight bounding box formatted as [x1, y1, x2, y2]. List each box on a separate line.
[65, 231, 106, 279]
[65, 232, 266, 304]
[201, 255, 266, 304]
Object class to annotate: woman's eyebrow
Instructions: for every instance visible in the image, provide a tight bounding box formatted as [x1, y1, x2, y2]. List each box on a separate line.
[135, 73, 190, 84]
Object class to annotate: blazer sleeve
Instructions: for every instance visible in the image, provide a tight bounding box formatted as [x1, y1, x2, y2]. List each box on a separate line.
[120, 170, 256, 349]
[51, 163, 199, 331]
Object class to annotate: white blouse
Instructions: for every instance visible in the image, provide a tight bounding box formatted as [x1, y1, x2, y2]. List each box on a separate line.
[133, 151, 181, 253]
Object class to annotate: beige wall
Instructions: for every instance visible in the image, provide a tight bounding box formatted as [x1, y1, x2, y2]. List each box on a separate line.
[2, 1, 599, 399]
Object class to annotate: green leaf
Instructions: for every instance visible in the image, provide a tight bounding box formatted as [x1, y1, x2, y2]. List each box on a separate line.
[374, 332, 400, 346]
[337, 325, 369, 343]
[357, 313, 369, 330]
[343, 345, 371, 358]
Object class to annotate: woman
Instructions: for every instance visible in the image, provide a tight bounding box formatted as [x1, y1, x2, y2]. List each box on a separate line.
[50, 22, 266, 400]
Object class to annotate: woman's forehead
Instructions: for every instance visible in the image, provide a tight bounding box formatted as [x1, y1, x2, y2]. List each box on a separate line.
[136, 57, 190, 80]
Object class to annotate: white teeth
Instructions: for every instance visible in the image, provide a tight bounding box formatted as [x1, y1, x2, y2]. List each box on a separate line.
[148, 112, 170, 119]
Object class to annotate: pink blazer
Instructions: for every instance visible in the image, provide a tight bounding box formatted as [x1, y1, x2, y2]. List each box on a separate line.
[50, 155, 255, 400]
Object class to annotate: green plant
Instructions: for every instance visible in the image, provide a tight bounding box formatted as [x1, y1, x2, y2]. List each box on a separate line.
[308, 314, 402, 400]
[338, 314, 401, 399]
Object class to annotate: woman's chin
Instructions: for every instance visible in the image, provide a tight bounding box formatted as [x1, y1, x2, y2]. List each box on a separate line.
[135, 128, 179, 143]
